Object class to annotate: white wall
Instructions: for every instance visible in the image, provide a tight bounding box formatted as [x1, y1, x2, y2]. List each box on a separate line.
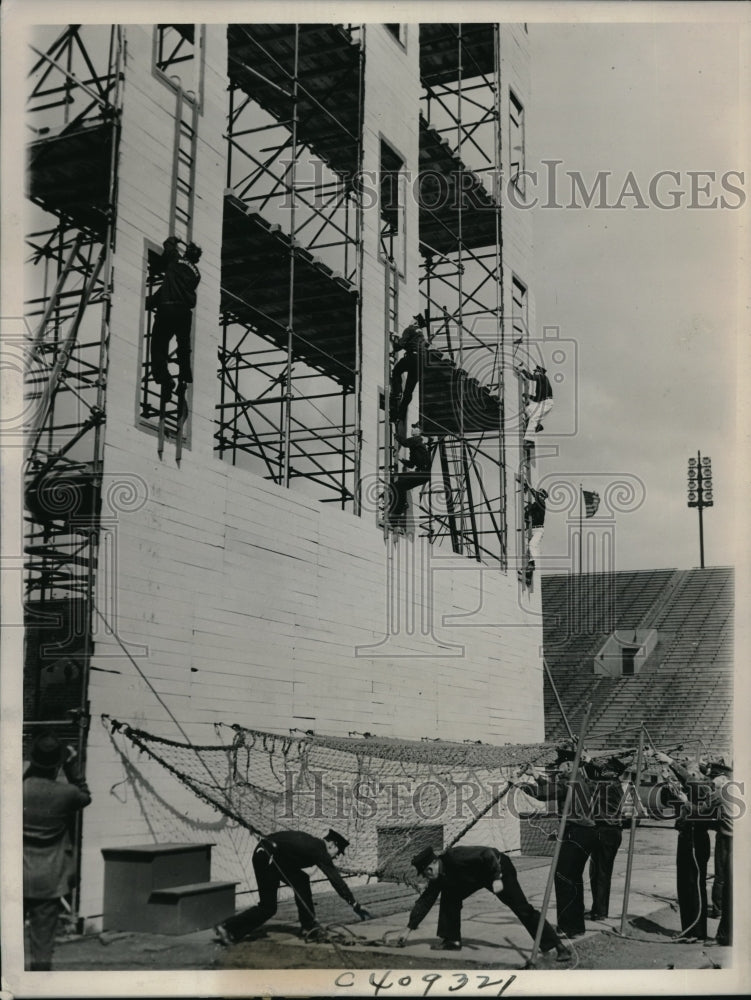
[77, 22, 545, 923]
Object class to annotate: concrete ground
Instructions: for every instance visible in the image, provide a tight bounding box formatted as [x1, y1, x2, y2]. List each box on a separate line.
[48, 824, 732, 973]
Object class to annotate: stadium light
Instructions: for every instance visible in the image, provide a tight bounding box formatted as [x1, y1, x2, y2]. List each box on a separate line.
[687, 451, 713, 568]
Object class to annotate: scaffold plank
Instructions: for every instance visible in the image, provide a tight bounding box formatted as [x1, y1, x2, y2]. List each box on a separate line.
[221, 196, 358, 388]
[419, 23, 497, 87]
[28, 119, 116, 234]
[227, 23, 361, 178]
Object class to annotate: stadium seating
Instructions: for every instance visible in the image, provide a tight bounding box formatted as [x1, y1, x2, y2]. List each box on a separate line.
[541, 568, 733, 753]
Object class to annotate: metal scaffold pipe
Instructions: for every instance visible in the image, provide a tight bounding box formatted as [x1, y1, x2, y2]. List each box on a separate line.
[282, 25, 299, 489]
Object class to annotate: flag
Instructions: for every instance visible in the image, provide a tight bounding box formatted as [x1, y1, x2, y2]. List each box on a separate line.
[583, 490, 600, 518]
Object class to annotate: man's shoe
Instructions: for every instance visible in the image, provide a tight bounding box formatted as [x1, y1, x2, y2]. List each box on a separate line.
[555, 943, 573, 962]
[430, 939, 461, 951]
[556, 927, 585, 940]
[214, 924, 234, 947]
[585, 911, 607, 920]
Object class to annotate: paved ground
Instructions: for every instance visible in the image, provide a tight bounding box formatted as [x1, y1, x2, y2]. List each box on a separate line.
[48, 825, 732, 974]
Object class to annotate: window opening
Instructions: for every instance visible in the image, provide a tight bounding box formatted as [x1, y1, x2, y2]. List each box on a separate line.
[379, 138, 406, 275]
[509, 90, 525, 192]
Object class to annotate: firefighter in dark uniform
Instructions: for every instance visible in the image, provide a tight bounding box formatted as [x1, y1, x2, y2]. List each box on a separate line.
[655, 752, 722, 942]
[397, 845, 571, 961]
[516, 363, 553, 444]
[548, 749, 599, 939]
[389, 424, 432, 528]
[149, 235, 202, 393]
[523, 484, 548, 582]
[525, 748, 622, 931]
[586, 756, 626, 920]
[214, 829, 370, 944]
[390, 318, 427, 424]
[708, 759, 733, 945]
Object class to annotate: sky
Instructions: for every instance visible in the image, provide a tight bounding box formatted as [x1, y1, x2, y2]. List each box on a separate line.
[528, 19, 747, 572]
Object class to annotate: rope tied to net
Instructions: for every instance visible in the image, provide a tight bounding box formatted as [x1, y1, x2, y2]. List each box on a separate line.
[301, 923, 407, 949]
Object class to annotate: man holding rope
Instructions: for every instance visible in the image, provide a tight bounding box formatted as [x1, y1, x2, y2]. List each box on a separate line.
[708, 759, 733, 946]
[397, 845, 572, 961]
[654, 751, 724, 943]
[586, 756, 627, 921]
[214, 828, 371, 945]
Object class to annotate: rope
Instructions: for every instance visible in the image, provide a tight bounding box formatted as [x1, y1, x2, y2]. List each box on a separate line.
[94, 604, 215, 777]
[99, 622, 715, 963]
[94, 605, 360, 966]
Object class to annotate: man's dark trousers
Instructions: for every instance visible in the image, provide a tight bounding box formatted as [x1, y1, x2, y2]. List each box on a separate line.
[716, 834, 732, 945]
[24, 897, 60, 971]
[436, 854, 559, 950]
[588, 825, 622, 917]
[712, 829, 729, 914]
[150, 303, 193, 385]
[392, 470, 431, 518]
[676, 824, 710, 939]
[222, 845, 318, 940]
[554, 824, 598, 936]
[391, 351, 420, 420]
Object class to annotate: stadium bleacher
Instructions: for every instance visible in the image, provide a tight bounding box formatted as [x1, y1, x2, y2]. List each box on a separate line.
[541, 567, 733, 753]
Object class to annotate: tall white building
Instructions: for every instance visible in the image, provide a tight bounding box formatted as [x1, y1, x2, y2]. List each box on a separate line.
[24, 21, 540, 925]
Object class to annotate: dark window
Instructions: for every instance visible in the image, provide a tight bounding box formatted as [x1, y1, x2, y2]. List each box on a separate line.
[510, 90, 525, 192]
[511, 276, 528, 340]
[379, 139, 406, 272]
[153, 24, 204, 108]
[622, 645, 639, 676]
[155, 24, 195, 77]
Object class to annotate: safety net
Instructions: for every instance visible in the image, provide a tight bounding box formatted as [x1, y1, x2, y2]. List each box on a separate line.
[104, 716, 570, 883]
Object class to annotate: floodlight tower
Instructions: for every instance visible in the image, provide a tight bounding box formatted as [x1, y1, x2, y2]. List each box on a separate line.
[687, 452, 713, 569]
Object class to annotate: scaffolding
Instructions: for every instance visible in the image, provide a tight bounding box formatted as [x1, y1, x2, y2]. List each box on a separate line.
[24, 24, 124, 914]
[25, 22, 122, 687]
[217, 24, 364, 511]
[415, 24, 508, 567]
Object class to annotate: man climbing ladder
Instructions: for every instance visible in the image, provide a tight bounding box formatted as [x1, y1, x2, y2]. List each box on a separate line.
[523, 482, 547, 586]
[387, 423, 433, 532]
[516, 362, 553, 446]
[390, 315, 427, 427]
[148, 235, 201, 457]
[150, 235, 202, 392]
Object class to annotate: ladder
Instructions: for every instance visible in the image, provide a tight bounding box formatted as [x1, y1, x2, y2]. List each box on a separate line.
[156, 86, 199, 458]
[432, 437, 481, 559]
